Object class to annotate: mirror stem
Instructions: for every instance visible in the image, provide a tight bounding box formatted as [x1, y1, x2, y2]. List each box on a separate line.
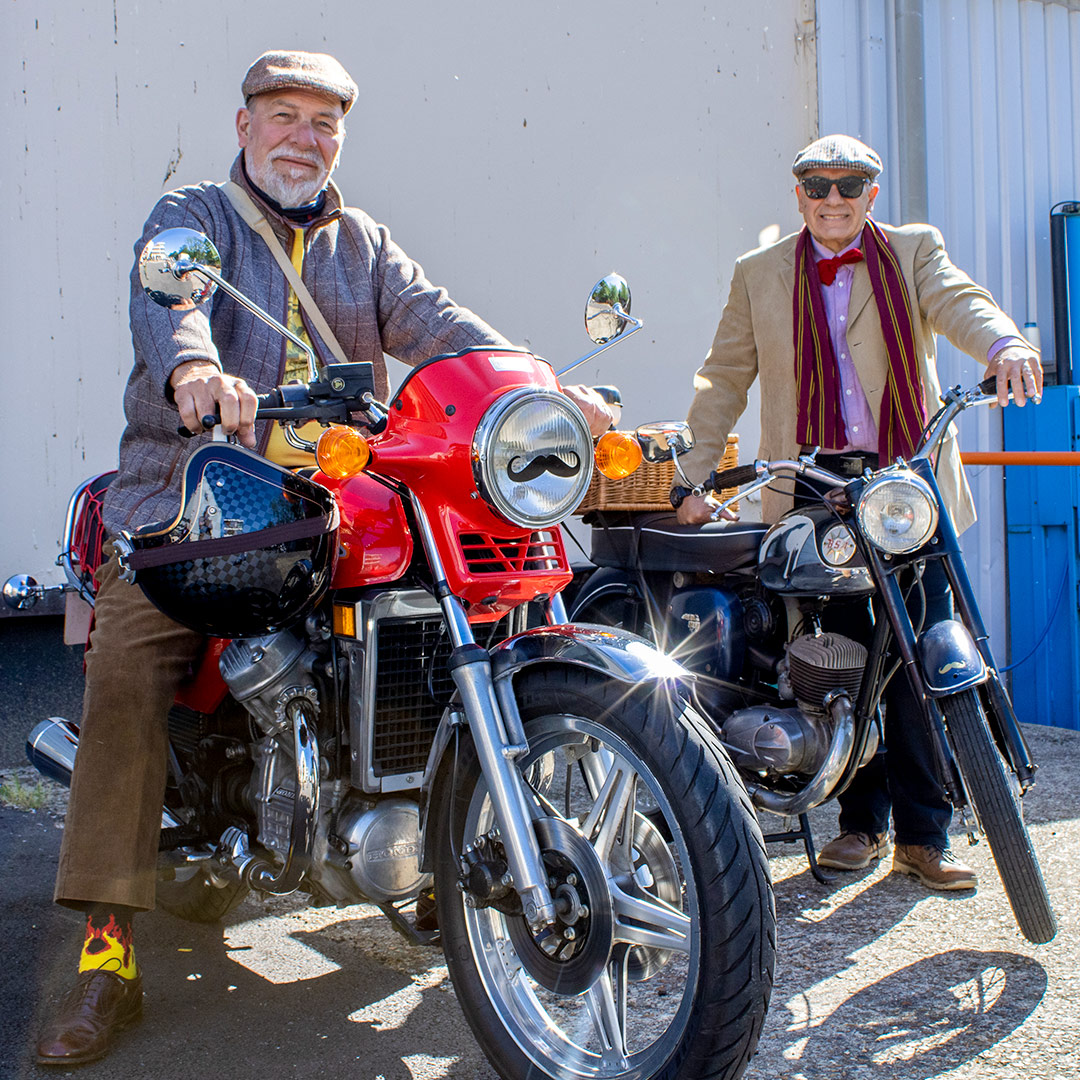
[183, 264, 319, 382]
[556, 307, 643, 378]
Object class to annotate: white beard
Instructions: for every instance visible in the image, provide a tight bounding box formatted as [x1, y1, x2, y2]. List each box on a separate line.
[247, 145, 333, 208]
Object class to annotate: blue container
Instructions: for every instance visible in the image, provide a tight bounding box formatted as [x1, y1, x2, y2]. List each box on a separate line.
[1002, 385, 1080, 728]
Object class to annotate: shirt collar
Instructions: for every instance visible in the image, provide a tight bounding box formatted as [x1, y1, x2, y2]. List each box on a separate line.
[810, 234, 863, 261]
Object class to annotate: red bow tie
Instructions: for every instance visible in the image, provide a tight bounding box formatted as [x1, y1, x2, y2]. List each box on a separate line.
[817, 248, 864, 285]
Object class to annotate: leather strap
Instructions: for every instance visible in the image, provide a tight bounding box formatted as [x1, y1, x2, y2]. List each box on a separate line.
[128, 514, 333, 570]
[222, 181, 349, 365]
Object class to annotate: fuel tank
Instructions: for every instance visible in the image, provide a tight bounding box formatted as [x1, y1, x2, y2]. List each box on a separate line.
[757, 506, 872, 596]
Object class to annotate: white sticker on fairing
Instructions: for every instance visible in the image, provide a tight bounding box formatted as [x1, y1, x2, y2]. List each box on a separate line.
[488, 356, 537, 373]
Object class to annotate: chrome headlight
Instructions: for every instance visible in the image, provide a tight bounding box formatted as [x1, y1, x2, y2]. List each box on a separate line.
[473, 388, 594, 528]
[856, 472, 939, 554]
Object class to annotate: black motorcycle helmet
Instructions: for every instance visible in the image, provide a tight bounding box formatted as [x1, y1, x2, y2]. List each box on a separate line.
[119, 443, 338, 638]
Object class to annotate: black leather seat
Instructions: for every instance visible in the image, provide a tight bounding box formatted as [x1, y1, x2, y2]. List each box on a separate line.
[585, 511, 769, 574]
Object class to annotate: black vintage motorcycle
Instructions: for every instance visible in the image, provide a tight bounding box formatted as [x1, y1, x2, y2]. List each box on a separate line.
[5, 230, 775, 1080]
[570, 381, 1057, 945]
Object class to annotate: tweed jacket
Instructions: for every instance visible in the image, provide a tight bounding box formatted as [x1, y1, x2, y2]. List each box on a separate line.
[104, 156, 508, 536]
[682, 221, 1024, 533]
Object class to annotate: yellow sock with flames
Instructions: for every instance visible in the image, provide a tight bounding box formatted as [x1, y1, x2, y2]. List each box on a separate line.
[78, 907, 138, 980]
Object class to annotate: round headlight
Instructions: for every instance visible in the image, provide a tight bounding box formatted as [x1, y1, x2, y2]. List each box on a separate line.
[473, 388, 594, 528]
[856, 472, 939, 554]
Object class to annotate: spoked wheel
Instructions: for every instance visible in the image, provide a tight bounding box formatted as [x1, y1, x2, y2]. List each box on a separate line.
[942, 689, 1057, 944]
[433, 667, 775, 1080]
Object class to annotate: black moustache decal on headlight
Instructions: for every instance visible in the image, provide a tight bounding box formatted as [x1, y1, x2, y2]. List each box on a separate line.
[506, 452, 581, 482]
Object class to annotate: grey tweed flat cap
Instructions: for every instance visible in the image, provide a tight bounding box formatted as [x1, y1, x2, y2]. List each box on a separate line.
[242, 50, 358, 113]
[792, 134, 882, 179]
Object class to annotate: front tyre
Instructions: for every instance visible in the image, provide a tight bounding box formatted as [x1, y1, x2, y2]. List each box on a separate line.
[942, 689, 1056, 943]
[432, 667, 775, 1080]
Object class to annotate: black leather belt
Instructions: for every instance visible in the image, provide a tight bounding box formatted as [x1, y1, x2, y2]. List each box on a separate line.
[806, 450, 880, 477]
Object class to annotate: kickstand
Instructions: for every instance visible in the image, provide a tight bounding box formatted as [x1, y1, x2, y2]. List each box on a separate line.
[379, 899, 442, 947]
[762, 812, 835, 885]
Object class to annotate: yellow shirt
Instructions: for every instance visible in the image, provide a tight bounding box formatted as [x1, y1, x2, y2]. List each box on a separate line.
[265, 227, 323, 467]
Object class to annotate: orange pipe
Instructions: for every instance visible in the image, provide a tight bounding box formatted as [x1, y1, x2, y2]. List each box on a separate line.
[961, 451, 1080, 465]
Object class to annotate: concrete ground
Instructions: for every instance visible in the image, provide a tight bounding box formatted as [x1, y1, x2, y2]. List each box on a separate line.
[0, 721, 1076, 1080]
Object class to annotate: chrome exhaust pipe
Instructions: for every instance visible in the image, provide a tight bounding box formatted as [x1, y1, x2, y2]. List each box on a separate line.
[26, 718, 79, 787]
[25, 717, 181, 829]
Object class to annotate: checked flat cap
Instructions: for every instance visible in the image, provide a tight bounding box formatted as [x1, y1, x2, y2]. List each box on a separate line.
[242, 50, 358, 113]
[792, 134, 882, 179]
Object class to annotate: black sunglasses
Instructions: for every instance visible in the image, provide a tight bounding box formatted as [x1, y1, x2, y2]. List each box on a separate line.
[800, 174, 871, 199]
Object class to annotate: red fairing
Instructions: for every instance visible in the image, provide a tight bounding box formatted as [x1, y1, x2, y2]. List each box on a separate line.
[365, 348, 574, 619]
[318, 470, 413, 588]
[174, 637, 230, 713]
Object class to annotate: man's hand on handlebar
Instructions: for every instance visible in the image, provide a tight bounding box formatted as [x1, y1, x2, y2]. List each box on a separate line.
[561, 384, 617, 438]
[169, 360, 258, 447]
[988, 344, 1043, 408]
[675, 492, 738, 525]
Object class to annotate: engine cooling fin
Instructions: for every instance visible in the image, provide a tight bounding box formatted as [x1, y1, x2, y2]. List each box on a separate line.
[787, 632, 867, 707]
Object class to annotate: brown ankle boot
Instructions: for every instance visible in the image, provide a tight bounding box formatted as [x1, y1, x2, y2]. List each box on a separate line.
[817, 830, 891, 870]
[893, 844, 977, 891]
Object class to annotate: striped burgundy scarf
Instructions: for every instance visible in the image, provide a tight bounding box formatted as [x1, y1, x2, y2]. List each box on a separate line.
[792, 220, 926, 460]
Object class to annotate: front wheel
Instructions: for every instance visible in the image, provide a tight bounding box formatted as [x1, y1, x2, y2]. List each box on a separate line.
[942, 689, 1056, 943]
[432, 667, 775, 1080]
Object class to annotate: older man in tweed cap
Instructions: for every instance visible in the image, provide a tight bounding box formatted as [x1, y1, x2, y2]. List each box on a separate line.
[35, 49, 611, 1067]
[675, 133, 1042, 891]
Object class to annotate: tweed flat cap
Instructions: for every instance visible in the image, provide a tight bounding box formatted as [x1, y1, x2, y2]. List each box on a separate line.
[242, 50, 358, 113]
[792, 134, 882, 179]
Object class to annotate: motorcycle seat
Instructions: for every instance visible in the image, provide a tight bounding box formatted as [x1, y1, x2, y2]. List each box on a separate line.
[584, 511, 769, 574]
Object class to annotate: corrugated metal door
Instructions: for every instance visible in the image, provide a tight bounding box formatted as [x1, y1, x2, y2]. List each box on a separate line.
[816, 0, 1080, 665]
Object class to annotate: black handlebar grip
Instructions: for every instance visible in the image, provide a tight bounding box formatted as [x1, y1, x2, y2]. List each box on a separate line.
[711, 464, 759, 490]
[979, 375, 997, 396]
[590, 385, 622, 407]
[177, 410, 222, 438]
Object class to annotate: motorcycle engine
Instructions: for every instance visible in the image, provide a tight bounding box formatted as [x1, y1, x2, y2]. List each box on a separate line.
[219, 629, 431, 905]
[722, 632, 875, 778]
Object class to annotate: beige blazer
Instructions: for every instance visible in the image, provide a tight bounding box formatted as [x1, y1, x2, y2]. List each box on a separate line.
[682, 222, 1025, 533]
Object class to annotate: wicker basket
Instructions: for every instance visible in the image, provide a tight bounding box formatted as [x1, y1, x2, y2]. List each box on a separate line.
[576, 434, 740, 514]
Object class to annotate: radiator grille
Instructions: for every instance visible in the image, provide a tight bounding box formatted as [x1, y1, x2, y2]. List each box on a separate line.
[371, 614, 512, 777]
[459, 530, 565, 575]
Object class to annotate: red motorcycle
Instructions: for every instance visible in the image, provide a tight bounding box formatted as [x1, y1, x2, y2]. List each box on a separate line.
[5, 230, 774, 1080]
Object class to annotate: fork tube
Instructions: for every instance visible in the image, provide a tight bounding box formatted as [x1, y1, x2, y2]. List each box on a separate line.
[409, 494, 556, 929]
[867, 549, 966, 806]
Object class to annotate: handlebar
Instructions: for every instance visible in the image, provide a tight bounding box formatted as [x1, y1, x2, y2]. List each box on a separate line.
[177, 362, 384, 439]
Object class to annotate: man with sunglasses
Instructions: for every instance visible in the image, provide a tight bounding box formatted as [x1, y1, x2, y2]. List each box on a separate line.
[675, 133, 1042, 891]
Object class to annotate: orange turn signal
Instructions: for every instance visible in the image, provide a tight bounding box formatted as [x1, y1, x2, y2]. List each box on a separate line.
[316, 425, 371, 479]
[594, 431, 643, 479]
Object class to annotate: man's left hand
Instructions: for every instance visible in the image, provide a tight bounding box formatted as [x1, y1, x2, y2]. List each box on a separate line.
[561, 384, 616, 438]
[990, 344, 1043, 407]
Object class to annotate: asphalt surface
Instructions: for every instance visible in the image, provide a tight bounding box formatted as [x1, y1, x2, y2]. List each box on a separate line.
[1, 628, 1077, 1079]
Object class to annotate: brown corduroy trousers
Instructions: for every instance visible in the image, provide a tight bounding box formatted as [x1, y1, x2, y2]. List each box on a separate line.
[55, 549, 203, 912]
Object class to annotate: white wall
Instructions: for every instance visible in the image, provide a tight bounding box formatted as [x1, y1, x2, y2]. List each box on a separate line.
[2, 0, 816, 593]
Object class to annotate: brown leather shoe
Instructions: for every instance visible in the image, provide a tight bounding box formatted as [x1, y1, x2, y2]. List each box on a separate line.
[893, 844, 977, 891]
[817, 830, 891, 870]
[36, 970, 143, 1066]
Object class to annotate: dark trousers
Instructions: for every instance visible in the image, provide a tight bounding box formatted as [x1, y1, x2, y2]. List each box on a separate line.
[833, 558, 954, 848]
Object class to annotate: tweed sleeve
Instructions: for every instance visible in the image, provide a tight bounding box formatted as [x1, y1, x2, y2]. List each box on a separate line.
[680, 258, 761, 487]
[367, 220, 509, 364]
[911, 226, 1025, 363]
[128, 187, 226, 398]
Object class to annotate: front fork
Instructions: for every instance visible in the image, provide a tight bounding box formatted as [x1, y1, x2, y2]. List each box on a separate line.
[411, 495, 556, 929]
[866, 537, 1035, 811]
